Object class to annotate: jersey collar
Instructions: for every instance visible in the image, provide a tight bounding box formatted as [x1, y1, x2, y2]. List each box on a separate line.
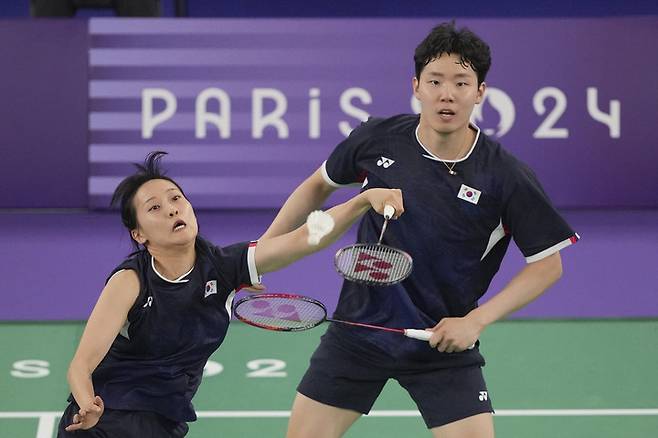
[415, 123, 481, 163]
[150, 256, 193, 283]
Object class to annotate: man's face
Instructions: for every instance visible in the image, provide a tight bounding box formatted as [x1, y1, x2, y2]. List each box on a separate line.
[413, 53, 485, 135]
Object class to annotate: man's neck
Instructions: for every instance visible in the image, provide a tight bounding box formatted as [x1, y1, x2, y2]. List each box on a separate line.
[417, 123, 476, 161]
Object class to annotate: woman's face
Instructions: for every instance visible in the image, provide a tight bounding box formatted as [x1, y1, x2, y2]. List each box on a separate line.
[130, 179, 198, 249]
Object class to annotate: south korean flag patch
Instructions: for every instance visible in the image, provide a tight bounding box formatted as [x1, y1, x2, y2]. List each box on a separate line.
[204, 280, 218, 298]
[457, 184, 481, 205]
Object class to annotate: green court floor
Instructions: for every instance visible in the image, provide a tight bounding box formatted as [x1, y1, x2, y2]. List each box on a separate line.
[1, 320, 657, 437]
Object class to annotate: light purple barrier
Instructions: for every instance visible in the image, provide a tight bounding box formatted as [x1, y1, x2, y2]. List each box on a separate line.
[1, 209, 656, 321]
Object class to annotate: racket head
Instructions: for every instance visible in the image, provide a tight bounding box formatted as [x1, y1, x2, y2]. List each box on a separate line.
[233, 293, 327, 332]
[334, 243, 413, 286]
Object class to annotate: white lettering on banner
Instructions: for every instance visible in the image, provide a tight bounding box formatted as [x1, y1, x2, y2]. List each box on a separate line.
[471, 87, 515, 137]
[587, 87, 620, 138]
[338, 87, 372, 136]
[11, 360, 50, 378]
[139, 86, 620, 140]
[252, 88, 289, 139]
[533, 87, 569, 139]
[309, 87, 321, 139]
[411, 94, 421, 114]
[196, 88, 231, 139]
[142, 88, 177, 138]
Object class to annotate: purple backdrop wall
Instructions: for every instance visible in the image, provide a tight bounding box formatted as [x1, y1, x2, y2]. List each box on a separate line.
[87, 17, 658, 209]
[0, 20, 88, 208]
[1, 18, 657, 209]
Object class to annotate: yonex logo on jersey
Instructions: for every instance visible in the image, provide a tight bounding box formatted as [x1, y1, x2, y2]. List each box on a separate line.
[458, 184, 482, 205]
[143, 296, 153, 308]
[478, 391, 488, 401]
[376, 156, 395, 168]
[204, 280, 218, 298]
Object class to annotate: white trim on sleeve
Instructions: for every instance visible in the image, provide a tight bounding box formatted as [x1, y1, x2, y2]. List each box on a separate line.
[321, 160, 345, 187]
[320, 160, 362, 188]
[107, 269, 126, 284]
[247, 241, 262, 285]
[525, 234, 580, 263]
[225, 290, 236, 319]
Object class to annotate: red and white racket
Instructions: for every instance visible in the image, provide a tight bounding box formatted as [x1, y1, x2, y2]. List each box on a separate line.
[334, 205, 413, 286]
[233, 293, 432, 341]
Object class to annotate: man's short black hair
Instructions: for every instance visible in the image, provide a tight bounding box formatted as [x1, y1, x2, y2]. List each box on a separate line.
[414, 21, 492, 85]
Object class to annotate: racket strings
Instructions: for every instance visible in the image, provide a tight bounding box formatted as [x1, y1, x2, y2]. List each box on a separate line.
[335, 244, 412, 285]
[234, 295, 326, 330]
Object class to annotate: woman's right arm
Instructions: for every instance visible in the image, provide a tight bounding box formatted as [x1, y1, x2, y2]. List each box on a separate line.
[65, 269, 139, 429]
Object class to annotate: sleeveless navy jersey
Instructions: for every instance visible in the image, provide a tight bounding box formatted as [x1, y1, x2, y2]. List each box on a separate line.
[322, 114, 579, 368]
[81, 237, 259, 422]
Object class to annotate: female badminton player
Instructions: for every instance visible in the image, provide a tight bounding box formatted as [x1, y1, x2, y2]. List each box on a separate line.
[56, 151, 403, 437]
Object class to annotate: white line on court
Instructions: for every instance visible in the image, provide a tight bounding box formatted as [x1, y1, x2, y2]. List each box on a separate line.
[2, 408, 658, 419]
[3, 409, 658, 438]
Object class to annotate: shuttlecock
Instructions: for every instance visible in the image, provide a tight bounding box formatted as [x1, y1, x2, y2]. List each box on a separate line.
[306, 210, 335, 245]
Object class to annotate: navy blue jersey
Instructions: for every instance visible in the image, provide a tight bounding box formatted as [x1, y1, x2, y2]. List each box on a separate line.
[322, 114, 578, 368]
[83, 237, 260, 422]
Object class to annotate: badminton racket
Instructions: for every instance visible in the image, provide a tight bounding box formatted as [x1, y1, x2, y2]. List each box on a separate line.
[233, 292, 432, 341]
[334, 205, 412, 286]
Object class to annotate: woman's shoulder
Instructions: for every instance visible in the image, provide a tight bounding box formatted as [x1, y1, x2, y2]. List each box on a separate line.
[106, 249, 149, 285]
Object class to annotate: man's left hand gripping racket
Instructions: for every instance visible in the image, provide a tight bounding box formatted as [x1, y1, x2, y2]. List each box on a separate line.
[233, 293, 432, 341]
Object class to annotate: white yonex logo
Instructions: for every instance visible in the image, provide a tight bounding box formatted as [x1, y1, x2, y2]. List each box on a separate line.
[143, 296, 153, 308]
[205, 280, 218, 298]
[376, 156, 395, 168]
[479, 391, 488, 401]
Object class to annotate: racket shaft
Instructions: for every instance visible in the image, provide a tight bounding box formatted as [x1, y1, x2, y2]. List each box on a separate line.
[327, 318, 405, 334]
[377, 205, 395, 243]
[377, 218, 389, 244]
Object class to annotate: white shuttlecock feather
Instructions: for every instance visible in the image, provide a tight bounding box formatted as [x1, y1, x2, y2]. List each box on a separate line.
[306, 210, 335, 245]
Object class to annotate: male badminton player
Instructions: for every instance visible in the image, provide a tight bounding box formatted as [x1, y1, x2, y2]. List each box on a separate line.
[56, 151, 402, 437]
[259, 22, 579, 438]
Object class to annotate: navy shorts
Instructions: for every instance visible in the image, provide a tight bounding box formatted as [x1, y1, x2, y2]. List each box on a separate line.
[57, 401, 189, 437]
[297, 333, 494, 429]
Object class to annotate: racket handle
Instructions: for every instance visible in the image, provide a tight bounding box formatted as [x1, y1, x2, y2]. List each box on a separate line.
[404, 329, 478, 350]
[383, 204, 396, 220]
[403, 329, 432, 341]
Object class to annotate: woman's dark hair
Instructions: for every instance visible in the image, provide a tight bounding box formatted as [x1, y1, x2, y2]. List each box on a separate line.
[414, 21, 492, 85]
[110, 151, 186, 249]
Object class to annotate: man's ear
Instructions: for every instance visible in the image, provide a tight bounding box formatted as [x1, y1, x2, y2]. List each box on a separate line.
[475, 82, 486, 104]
